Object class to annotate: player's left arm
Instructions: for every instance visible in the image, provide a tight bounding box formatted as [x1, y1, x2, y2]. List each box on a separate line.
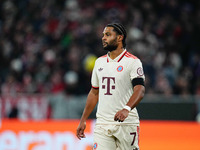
[114, 83, 145, 122]
[126, 84, 145, 109]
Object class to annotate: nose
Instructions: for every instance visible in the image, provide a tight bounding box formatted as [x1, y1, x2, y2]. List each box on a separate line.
[102, 35, 106, 41]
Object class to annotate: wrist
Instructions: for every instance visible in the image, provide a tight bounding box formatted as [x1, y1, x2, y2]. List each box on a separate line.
[123, 105, 131, 112]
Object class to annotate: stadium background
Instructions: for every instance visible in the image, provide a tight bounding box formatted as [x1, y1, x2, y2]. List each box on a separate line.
[0, 0, 200, 149]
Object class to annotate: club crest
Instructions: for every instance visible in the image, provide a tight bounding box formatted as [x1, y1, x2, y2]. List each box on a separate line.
[117, 66, 123, 72]
[93, 143, 98, 149]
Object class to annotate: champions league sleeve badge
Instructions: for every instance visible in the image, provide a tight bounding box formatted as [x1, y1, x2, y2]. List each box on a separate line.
[137, 67, 144, 76]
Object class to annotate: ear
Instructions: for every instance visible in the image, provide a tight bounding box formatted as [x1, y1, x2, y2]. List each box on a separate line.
[117, 35, 124, 42]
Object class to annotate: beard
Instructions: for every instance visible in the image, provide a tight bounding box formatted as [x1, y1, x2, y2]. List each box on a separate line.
[103, 44, 118, 52]
[103, 38, 118, 52]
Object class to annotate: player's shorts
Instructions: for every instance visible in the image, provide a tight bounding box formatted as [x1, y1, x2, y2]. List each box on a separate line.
[93, 124, 140, 150]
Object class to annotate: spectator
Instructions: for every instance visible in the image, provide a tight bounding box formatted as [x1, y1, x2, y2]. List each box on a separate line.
[0, 0, 199, 96]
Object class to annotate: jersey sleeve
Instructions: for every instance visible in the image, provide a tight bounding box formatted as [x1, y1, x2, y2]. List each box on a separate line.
[91, 60, 99, 88]
[130, 59, 145, 80]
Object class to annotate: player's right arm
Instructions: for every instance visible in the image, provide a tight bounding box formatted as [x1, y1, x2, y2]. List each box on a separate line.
[76, 87, 99, 140]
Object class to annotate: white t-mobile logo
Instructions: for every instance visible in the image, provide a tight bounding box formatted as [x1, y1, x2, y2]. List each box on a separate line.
[102, 77, 115, 95]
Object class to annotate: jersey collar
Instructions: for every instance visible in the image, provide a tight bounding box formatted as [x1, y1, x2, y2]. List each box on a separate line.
[107, 49, 127, 62]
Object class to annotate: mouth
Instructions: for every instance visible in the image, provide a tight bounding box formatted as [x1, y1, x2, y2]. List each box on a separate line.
[102, 42, 107, 47]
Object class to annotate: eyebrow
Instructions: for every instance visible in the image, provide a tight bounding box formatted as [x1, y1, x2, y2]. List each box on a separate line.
[103, 31, 110, 35]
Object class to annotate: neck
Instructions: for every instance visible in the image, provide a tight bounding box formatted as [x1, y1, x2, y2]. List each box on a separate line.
[109, 47, 124, 59]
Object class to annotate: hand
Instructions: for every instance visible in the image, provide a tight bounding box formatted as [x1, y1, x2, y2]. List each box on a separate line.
[76, 121, 86, 140]
[114, 109, 129, 122]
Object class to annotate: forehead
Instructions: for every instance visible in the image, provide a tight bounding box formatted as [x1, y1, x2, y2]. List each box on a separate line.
[103, 26, 115, 33]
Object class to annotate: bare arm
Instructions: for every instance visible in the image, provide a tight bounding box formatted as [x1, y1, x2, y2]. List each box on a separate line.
[114, 85, 145, 122]
[76, 87, 99, 140]
[126, 85, 145, 109]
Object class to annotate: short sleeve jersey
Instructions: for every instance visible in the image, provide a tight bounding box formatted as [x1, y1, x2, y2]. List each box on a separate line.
[91, 50, 145, 125]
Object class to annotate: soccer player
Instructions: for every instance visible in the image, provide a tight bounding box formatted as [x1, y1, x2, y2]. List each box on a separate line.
[76, 23, 145, 150]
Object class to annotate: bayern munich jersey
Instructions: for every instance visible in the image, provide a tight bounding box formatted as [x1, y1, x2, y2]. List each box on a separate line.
[91, 50, 145, 125]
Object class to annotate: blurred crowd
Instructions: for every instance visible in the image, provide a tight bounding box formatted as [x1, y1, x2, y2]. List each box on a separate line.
[0, 0, 200, 96]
